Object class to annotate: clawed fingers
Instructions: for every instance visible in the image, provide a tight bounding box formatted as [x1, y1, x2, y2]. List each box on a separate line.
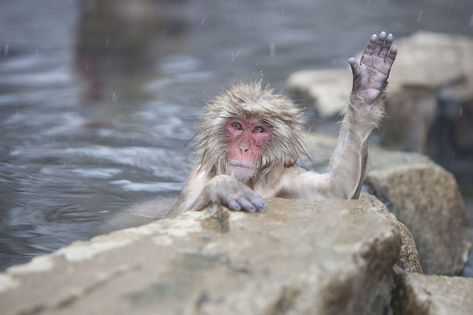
[224, 193, 267, 213]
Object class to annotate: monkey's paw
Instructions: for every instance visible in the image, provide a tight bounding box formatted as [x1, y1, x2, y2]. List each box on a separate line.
[224, 187, 267, 213]
[348, 31, 397, 105]
[207, 175, 267, 213]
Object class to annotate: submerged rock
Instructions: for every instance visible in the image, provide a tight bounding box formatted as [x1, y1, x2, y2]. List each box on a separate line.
[392, 272, 473, 315]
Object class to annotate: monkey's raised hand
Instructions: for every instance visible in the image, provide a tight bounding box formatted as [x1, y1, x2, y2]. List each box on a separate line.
[348, 31, 397, 105]
[193, 175, 267, 212]
[173, 39, 398, 215]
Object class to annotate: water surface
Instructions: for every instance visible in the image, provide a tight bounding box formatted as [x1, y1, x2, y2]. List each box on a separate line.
[1, 0, 473, 270]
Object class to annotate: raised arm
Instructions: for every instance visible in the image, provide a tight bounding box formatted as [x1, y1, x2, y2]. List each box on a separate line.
[281, 31, 397, 199]
[171, 32, 397, 214]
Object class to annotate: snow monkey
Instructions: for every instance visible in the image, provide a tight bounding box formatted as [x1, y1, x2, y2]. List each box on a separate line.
[172, 31, 397, 213]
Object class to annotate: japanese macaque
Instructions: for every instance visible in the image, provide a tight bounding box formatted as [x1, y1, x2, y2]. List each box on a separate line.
[172, 31, 397, 213]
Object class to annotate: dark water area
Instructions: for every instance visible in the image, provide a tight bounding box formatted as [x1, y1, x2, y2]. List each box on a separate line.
[0, 0, 473, 270]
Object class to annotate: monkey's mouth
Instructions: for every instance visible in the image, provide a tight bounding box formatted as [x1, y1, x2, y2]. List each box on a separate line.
[227, 161, 258, 182]
[228, 161, 256, 170]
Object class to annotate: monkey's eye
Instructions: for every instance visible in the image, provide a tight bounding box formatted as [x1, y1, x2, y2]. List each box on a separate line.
[232, 122, 243, 130]
[253, 126, 265, 133]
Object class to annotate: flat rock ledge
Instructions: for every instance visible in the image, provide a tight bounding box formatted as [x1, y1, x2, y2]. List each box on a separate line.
[392, 272, 473, 315]
[0, 197, 402, 315]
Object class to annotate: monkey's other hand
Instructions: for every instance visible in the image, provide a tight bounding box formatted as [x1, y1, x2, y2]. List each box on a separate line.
[206, 175, 267, 213]
[348, 31, 397, 105]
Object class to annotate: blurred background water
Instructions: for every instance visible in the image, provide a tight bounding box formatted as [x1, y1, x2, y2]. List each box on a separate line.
[0, 0, 472, 270]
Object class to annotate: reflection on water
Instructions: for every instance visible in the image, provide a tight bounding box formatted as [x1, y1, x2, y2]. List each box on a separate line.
[1, 0, 473, 270]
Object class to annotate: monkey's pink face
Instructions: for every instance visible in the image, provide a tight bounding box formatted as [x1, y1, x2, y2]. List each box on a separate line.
[224, 117, 272, 182]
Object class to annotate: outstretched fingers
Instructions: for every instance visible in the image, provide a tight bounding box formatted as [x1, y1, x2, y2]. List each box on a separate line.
[351, 31, 397, 104]
[379, 33, 393, 57]
[386, 45, 397, 64]
[360, 31, 397, 66]
[373, 31, 387, 55]
[363, 33, 378, 56]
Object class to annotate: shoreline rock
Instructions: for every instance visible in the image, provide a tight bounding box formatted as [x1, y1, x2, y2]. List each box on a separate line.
[304, 133, 470, 275]
[392, 271, 473, 315]
[1, 197, 403, 315]
[1, 134, 470, 314]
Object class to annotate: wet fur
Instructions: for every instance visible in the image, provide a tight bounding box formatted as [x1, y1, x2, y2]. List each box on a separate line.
[194, 81, 307, 187]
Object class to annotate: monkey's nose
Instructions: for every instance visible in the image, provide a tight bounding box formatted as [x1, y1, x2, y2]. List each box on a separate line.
[239, 143, 250, 153]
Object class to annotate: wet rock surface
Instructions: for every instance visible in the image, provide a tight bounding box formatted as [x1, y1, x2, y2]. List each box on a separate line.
[367, 161, 471, 275]
[0, 198, 402, 315]
[393, 272, 473, 315]
[2, 134, 471, 314]
[304, 133, 470, 275]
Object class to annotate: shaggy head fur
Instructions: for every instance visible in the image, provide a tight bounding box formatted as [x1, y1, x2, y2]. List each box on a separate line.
[195, 81, 307, 180]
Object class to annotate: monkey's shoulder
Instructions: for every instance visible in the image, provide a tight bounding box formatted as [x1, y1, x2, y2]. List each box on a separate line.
[255, 165, 306, 198]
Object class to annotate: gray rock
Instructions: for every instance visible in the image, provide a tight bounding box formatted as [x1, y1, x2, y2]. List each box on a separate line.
[393, 219, 423, 274]
[287, 68, 351, 118]
[387, 32, 473, 91]
[367, 161, 471, 275]
[288, 32, 473, 153]
[392, 272, 473, 315]
[382, 32, 473, 153]
[304, 133, 469, 275]
[381, 86, 438, 152]
[0, 198, 402, 315]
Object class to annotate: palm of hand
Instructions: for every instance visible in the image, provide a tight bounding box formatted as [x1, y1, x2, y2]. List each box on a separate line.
[348, 32, 397, 105]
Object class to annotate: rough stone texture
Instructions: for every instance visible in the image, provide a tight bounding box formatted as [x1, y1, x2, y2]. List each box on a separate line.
[381, 86, 438, 152]
[367, 161, 471, 275]
[304, 133, 470, 275]
[393, 220, 423, 274]
[392, 272, 473, 315]
[288, 32, 473, 153]
[0, 198, 401, 315]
